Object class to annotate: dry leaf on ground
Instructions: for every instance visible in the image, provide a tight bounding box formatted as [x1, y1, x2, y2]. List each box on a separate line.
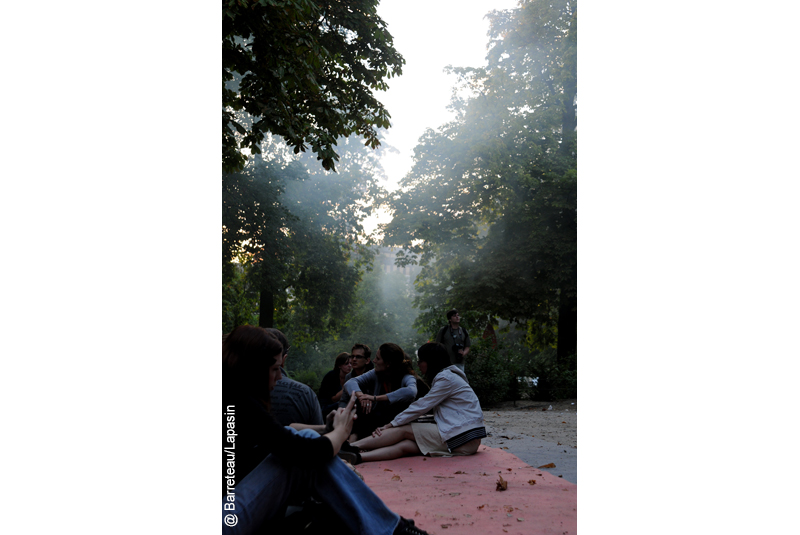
[496, 475, 508, 491]
[538, 463, 556, 468]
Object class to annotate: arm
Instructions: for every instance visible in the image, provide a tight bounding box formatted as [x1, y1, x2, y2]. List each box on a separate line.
[384, 374, 417, 405]
[283, 393, 357, 457]
[389, 373, 455, 428]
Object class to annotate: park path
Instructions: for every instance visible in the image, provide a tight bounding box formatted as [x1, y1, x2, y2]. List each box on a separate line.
[356, 445, 576, 535]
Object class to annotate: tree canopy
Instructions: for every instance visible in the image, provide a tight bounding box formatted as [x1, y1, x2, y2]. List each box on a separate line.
[382, 0, 577, 358]
[223, 0, 405, 173]
[223, 135, 385, 336]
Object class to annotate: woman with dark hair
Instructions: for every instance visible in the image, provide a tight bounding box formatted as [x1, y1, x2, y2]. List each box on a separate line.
[348, 342, 485, 463]
[341, 343, 418, 442]
[317, 352, 352, 417]
[222, 326, 429, 535]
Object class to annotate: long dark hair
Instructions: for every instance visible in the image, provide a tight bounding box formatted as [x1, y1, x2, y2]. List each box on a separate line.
[417, 342, 451, 385]
[334, 352, 350, 371]
[378, 343, 417, 391]
[222, 325, 283, 409]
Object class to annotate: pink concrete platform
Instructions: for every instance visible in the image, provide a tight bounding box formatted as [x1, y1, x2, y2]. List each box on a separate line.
[356, 445, 576, 535]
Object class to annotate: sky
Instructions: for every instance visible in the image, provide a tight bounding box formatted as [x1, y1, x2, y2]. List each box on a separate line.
[363, 0, 520, 234]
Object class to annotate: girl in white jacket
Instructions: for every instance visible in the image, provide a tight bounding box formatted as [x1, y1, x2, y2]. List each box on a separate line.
[349, 342, 486, 462]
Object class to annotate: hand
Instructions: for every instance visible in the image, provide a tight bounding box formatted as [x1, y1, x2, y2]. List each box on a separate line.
[358, 393, 375, 414]
[371, 422, 392, 438]
[333, 392, 358, 436]
[324, 410, 335, 433]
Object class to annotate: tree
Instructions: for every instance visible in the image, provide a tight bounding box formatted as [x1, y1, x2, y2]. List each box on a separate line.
[382, 0, 577, 360]
[223, 135, 384, 336]
[223, 0, 405, 173]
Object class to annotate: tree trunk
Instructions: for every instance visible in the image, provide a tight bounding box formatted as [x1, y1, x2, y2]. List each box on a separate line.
[259, 290, 274, 328]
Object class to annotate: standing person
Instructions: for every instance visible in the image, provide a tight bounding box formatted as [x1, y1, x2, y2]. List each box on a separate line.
[317, 352, 352, 418]
[349, 342, 485, 463]
[341, 343, 418, 442]
[434, 309, 471, 372]
[222, 325, 430, 535]
[266, 328, 323, 427]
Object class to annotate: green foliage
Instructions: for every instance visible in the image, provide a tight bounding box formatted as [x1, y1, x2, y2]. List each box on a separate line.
[382, 0, 577, 358]
[223, 135, 384, 337]
[279, 255, 428, 380]
[289, 369, 321, 393]
[465, 338, 576, 407]
[464, 339, 515, 408]
[523, 348, 577, 401]
[222, 257, 260, 334]
[222, 0, 405, 173]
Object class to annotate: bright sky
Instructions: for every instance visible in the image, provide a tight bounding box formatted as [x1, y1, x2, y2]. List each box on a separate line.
[364, 0, 520, 235]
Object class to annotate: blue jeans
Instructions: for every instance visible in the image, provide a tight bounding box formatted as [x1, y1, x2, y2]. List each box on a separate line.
[222, 428, 400, 535]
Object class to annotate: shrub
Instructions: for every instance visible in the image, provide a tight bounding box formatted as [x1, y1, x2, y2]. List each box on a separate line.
[291, 369, 321, 393]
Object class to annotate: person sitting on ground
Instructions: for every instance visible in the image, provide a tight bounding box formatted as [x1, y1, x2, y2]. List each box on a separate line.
[317, 352, 352, 418]
[343, 343, 373, 383]
[341, 343, 418, 443]
[348, 342, 486, 464]
[222, 325, 430, 535]
[266, 327, 323, 427]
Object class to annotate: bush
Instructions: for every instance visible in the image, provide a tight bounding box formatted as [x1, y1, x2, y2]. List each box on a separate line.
[524, 348, 577, 401]
[465, 341, 576, 406]
[291, 369, 321, 393]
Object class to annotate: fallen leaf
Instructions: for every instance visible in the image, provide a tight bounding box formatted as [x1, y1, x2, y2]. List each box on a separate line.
[500, 435, 510, 439]
[449, 493, 461, 497]
[506, 468, 512, 472]
[477, 504, 486, 510]
[504, 506, 514, 512]
[538, 463, 556, 469]
[517, 518, 524, 522]
[557, 442, 562, 445]
[496, 475, 508, 491]
[391, 475, 401, 481]
[415, 511, 421, 517]
[528, 480, 536, 485]
[441, 524, 451, 529]
[384, 469, 393, 471]
[454, 471, 466, 474]
[422, 458, 427, 461]
[562, 421, 566, 423]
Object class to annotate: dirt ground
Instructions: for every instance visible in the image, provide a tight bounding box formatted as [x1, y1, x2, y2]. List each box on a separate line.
[482, 398, 577, 449]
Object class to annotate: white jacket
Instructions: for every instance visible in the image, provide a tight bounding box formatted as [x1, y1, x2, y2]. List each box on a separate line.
[390, 365, 484, 442]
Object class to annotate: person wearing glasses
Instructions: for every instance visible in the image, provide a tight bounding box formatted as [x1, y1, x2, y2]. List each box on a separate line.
[222, 326, 431, 535]
[340, 343, 418, 443]
[347, 342, 485, 464]
[344, 343, 373, 382]
[434, 309, 471, 373]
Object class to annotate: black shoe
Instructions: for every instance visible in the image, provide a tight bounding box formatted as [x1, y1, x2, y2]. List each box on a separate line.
[394, 517, 430, 535]
[340, 441, 360, 454]
[337, 450, 362, 465]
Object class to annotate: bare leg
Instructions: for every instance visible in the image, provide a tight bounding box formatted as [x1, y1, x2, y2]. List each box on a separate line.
[352, 425, 415, 451]
[360, 439, 421, 462]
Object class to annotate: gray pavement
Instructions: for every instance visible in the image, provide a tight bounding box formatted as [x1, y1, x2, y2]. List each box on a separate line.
[482, 428, 577, 484]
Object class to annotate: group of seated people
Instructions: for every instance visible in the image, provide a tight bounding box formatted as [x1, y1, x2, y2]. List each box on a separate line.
[222, 326, 486, 535]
